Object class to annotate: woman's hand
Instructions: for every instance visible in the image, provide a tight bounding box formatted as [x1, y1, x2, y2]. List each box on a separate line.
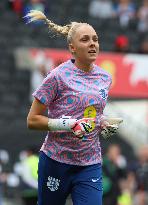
[100, 116, 123, 138]
[101, 124, 119, 139]
[71, 118, 95, 138]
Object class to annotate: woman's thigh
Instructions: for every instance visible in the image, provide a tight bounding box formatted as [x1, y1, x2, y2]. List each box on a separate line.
[71, 163, 103, 205]
[38, 152, 71, 205]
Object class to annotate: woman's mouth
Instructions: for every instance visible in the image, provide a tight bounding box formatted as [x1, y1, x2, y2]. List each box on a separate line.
[88, 50, 96, 54]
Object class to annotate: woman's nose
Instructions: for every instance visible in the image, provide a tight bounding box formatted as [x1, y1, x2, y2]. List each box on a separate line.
[89, 39, 95, 46]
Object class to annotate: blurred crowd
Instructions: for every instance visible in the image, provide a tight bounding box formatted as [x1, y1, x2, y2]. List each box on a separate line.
[0, 147, 38, 205]
[102, 144, 148, 205]
[7, 0, 47, 18]
[88, 0, 148, 54]
[6, 0, 148, 54]
[88, 0, 148, 33]
[7, 0, 148, 33]
[0, 143, 148, 205]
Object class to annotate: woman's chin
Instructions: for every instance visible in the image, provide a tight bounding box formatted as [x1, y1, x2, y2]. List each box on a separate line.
[88, 56, 97, 63]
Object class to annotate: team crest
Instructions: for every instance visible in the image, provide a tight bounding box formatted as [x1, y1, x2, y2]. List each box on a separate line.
[99, 89, 108, 100]
[47, 176, 60, 191]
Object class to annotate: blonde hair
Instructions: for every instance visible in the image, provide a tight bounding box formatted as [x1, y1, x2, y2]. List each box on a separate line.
[24, 10, 91, 43]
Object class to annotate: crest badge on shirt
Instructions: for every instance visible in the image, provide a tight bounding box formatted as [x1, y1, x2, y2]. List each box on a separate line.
[99, 89, 108, 101]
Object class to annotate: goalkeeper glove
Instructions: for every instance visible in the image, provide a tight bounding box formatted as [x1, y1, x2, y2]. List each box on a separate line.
[48, 116, 95, 138]
[100, 117, 123, 138]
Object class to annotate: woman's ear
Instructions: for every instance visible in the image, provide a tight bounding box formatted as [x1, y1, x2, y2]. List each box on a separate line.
[69, 43, 75, 54]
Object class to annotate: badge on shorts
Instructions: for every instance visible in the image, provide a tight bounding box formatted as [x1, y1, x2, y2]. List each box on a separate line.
[47, 176, 60, 191]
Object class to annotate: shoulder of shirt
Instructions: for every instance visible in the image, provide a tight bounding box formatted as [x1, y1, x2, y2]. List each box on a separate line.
[94, 64, 112, 80]
[46, 60, 70, 77]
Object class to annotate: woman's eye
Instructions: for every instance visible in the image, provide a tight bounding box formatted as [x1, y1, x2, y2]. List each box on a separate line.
[82, 39, 87, 41]
[94, 38, 98, 42]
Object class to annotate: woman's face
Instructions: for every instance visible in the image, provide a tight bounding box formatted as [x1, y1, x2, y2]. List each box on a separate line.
[69, 25, 99, 65]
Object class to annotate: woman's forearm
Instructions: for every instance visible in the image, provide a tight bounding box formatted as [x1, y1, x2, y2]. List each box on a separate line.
[27, 115, 49, 130]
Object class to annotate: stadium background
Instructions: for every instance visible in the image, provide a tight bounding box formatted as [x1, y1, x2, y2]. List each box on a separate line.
[0, 0, 148, 205]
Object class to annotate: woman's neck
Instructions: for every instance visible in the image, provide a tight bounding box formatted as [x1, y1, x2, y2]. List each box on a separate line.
[74, 59, 93, 72]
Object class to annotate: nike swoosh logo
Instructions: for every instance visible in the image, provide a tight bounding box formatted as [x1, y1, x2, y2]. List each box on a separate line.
[92, 179, 99, 182]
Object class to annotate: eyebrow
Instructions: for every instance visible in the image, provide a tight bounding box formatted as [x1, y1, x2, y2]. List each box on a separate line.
[80, 35, 98, 38]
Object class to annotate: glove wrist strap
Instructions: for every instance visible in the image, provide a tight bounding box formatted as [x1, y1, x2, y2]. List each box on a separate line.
[48, 116, 77, 131]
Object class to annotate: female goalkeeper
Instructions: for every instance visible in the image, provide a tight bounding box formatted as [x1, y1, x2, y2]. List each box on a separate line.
[26, 10, 121, 205]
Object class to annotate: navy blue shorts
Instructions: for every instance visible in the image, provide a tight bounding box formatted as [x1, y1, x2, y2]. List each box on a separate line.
[38, 151, 103, 205]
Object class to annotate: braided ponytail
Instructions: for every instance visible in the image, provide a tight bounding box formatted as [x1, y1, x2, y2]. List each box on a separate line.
[24, 10, 91, 43]
[24, 10, 71, 37]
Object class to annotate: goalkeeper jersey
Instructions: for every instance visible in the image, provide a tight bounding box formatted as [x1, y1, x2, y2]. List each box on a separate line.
[33, 59, 112, 165]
